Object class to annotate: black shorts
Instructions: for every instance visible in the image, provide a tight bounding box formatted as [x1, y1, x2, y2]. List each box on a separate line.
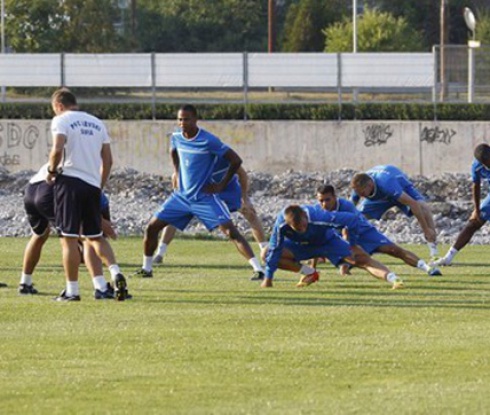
[54, 175, 102, 238]
[24, 181, 55, 235]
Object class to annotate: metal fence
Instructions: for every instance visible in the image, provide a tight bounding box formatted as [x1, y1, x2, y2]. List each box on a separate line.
[0, 48, 488, 107]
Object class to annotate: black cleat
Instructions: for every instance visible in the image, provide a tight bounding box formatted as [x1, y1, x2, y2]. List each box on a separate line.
[0, 282, 7, 288]
[114, 273, 128, 301]
[94, 283, 115, 300]
[54, 289, 81, 302]
[18, 283, 38, 295]
[133, 268, 153, 278]
[250, 271, 265, 281]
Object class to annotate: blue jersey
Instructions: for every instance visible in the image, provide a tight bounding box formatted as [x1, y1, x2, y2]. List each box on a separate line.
[265, 204, 361, 278]
[351, 165, 413, 203]
[171, 128, 230, 200]
[211, 155, 240, 189]
[471, 159, 490, 188]
[328, 198, 376, 237]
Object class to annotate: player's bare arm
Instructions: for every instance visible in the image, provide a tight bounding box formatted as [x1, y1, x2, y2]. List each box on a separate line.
[46, 133, 65, 184]
[205, 148, 242, 193]
[100, 144, 113, 189]
[470, 181, 483, 222]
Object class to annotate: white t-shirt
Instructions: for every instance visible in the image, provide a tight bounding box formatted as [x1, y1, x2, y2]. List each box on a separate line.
[51, 110, 111, 188]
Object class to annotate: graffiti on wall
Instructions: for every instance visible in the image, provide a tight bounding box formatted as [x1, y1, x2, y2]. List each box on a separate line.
[363, 124, 393, 147]
[420, 126, 456, 145]
[0, 122, 50, 167]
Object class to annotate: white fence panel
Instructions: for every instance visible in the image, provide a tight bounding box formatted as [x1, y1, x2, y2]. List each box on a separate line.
[341, 53, 433, 88]
[155, 53, 243, 87]
[248, 53, 338, 88]
[0, 54, 61, 86]
[64, 54, 152, 87]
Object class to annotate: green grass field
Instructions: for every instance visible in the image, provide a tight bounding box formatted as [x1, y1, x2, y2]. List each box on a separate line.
[1, 237, 490, 414]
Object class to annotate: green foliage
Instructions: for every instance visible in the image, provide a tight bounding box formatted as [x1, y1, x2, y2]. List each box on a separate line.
[5, 0, 127, 53]
[2, 238, 490, 413]
[477, 10, 490, 45]
[324, 8, 425, 53]
[282, 0, 347, 52]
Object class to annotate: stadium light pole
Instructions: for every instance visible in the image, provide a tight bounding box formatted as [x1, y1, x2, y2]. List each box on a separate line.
[352, 0, 357, 53]
[464, 7, 480, 103]
[1, 0, 5, 102]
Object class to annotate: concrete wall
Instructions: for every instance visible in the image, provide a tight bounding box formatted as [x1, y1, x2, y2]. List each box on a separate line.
[1, 120, 488, 176]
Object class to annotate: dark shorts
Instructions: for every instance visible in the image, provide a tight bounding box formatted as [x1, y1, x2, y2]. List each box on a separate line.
[24, 181, 55, 235]
[54, 175, 102, 238]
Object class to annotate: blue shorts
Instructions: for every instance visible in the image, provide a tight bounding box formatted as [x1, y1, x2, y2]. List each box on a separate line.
[357, 227, 393, 255]
[358, 185, 424, 220]
[155, 192, 231, 231]
[219, 180, 242, 213]
[479, 194, 490, 222]
[283, 233, 352, 267]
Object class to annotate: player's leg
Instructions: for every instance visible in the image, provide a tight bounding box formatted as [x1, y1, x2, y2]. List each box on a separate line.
[19, 229, 49, 294]
[418, 200, 439, 258]
[376, 243, 442, 276]
[153, 225, 177, 264]
[239, 202, 268, 251]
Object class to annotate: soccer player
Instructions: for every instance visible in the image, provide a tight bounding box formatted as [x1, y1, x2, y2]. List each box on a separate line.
[261, 204, 404, 290]
[316, 184, 442, 276]
[351, 165, 439, 260]
[435, 143, 490, 266]
[47, 88, 128, 301]
[134, 104, 263, 278]
[153, 164, 268, 281]
[20, 163, 127, 299]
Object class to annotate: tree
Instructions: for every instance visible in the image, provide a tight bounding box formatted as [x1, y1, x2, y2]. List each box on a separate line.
[282, 0, 347, 52]
[5, 0, 127, 53]
[324, 8, 425, 53]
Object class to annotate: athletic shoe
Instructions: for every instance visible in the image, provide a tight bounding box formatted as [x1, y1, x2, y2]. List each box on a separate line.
[133, 268, 153, 278]
[428, 267, 443, 277]
[296, 271, 320, 288]
[432, 256, 452, 267]
[18, 283, 38, 295]
[391, 277, 404, 290]
[54, 289, 81, 302]
[94, 283, 115, 300]
[0, 282, 7, 288]
[153, 254, 164, 264]
[114, 273, 128, 302]
[250, 271, 265, 281]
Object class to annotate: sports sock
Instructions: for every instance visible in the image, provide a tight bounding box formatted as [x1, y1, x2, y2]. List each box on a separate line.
[299, 264, 315, 275]
[156, 243, 167, 257]
[386, 272, 399, 283]
[66, 281, 79, 297]
[447, 246, 458, 259]
[108, 264, 121, 281]
[248, 257, 263, 272]
[428, 242, 439, 257]
[416, 260, 431, 272]
[143, 256, 153, 272]
[92, 276, 107, 291]
[20, 273, 32, 286]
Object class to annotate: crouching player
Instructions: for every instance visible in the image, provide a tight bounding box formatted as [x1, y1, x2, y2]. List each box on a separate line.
[261, 204, 404, 290]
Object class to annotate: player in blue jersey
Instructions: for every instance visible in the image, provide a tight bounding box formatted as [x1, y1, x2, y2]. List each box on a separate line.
[135, 104, 263, 278]
[351, 165, 439, 260]
[435, 143, 490, 266]
[261, 204, 404, 289]
[316, 184, 441, 276]
[153, 164, 268, 280]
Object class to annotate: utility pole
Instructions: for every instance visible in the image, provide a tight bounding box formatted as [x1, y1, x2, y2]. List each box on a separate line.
[439, 0, 449, 102]
[268, 0, 275, 53]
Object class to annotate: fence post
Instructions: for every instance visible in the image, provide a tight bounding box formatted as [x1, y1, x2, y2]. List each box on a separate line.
[60, 52, 65, 87]
[432, 45, 437, 121]
[337, 52, 342, 121]
[151, 52, 156, 121]
[243, 51, 248, 121]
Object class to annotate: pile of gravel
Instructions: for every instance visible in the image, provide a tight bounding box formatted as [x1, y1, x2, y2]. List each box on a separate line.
[0, 166, 486, 245]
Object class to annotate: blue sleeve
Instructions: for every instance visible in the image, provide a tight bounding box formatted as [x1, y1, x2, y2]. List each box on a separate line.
[378, 176, 404, 200]
[339, 199, 358, 214]
[265, 215, 285, 280]
[471, 160, 481, 183]
[208, 135, 230, 158]
[350, 191, 360, 205]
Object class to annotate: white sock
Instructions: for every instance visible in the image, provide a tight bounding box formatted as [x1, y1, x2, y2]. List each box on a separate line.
[417, 260, 431, 272]
[446, 246, 459, 261]
[156, 243, 168, 257]
[428, 242, 439, 257]
[66, 281, 79, 297]
[108, 264, 121, 281]
[143, 256, 153, 272]
[386, 272, 398, 283]
[259, 242, 269, 250]
[92, 276, 107, 291]
[299, 265, 315, 275]
[248, 257, 263, 272]
[20, 273, 32, 286]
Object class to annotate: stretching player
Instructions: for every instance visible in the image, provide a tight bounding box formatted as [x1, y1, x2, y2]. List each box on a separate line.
[261, 204, 404, 290]
[435, 144, 490, 266]
[135, 104, 264, 279]
[316, 184, 441, 276]
[351, 165, 439, 260]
